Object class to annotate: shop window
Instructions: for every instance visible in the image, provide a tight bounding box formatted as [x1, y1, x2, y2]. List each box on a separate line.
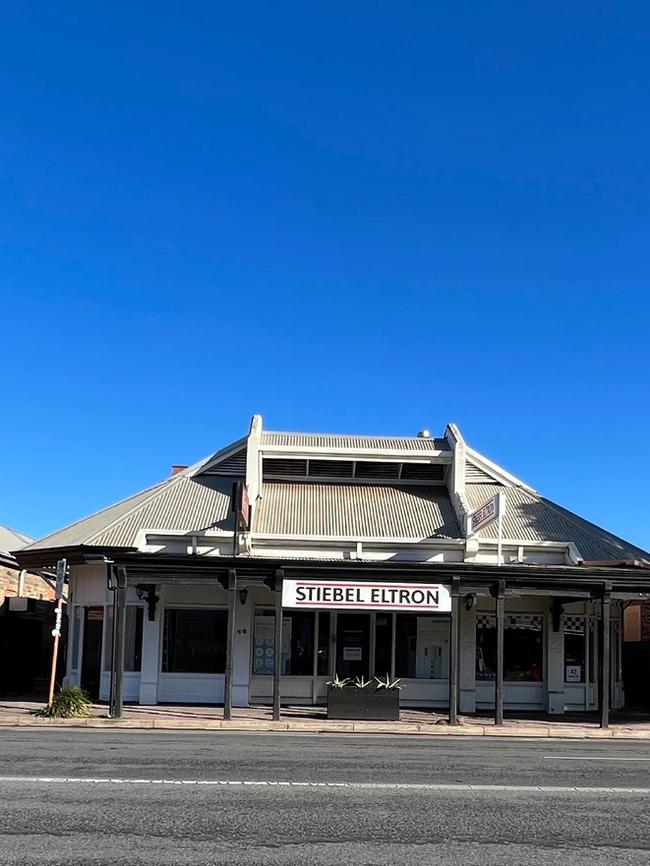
[103, 606, 144, 672]
[395, 614, 449, 679]
[395, 615, 417, 678]
[563, 617, 586, 683]
[252, 609, 315, 675]
[71, 606, 81, 671]
[374, 614, 392, 678]
[476, 615, 543, 682]
[316, 612, 330, 676]
[162, 608, 227, 674]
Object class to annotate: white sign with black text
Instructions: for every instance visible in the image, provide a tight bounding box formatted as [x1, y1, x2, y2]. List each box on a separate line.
[469, 493, 505, 533]
[281, 580, 451, 612]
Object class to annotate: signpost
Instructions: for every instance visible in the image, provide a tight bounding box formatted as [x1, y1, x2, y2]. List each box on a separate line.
[469, 492, 507, 565]
[47, 558, 66, 707]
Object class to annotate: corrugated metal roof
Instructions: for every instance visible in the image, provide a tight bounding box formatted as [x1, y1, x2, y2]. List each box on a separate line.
[254, 481, 461, 539]
[21, 481, 171, 551]
[261, 431, 450, 451]
[94, 476, 235, 547]
[23, 476, 235, 551]
[0, 524, 33, 554]
[466, 483, 650, 561]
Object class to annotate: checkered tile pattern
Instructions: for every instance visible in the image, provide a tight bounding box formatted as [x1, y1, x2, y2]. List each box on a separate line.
[476, 614, 543, 630]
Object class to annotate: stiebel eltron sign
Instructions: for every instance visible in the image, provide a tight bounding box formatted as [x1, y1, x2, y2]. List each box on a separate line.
[281, 580, 451, 612]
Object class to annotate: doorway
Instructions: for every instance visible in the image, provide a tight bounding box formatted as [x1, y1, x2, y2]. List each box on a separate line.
[81, 607, 104, 700]
[335, 613, 370, 679]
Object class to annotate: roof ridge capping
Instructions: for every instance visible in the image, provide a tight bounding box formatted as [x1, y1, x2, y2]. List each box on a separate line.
[264, 429, 437, 440]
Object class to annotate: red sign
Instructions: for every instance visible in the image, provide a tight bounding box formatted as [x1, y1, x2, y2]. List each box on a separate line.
[239, 484, 250, 530]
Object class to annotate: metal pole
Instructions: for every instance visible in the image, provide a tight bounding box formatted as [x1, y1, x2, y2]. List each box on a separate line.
[273, 570, 284, 722]
[47, 598, 64, 706]
[495, 579, 506, 726]
[47, 558, 67, 707]
[223, 569, 237, 721]
[449, 577, 460, 726]
[601, 584, 611, 729]
[111, 566, 127, 719]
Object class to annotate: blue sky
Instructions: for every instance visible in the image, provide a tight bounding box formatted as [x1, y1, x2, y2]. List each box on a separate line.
[1, 3, 649, 549]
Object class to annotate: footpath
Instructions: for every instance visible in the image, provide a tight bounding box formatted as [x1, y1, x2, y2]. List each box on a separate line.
[2, 701, 650, 739]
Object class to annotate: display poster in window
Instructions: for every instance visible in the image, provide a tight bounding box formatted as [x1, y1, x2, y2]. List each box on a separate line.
[342, 646, 362, 661]
[253, 616, 292, 675]
[565, 665, 582, 683]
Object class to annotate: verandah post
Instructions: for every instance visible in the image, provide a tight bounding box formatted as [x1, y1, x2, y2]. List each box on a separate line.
[449, 576, 461, 726]
[223, 569, 237, 721]
[495, 579, 506, 726]
[600, 582, 612, 729]
[273, 569, 284, 721]
[110, 565, 128, 719]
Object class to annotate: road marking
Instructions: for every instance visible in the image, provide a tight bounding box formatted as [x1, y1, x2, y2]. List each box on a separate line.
[544, 756, 650, 762]
[0, 776, 649, 794]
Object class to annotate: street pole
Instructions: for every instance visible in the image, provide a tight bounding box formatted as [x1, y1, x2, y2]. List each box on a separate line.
[47, 559, 67, 706]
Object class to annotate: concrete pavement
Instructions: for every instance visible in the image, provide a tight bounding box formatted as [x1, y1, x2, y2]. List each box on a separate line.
[3, 700, 650, 739]
[2, 729, 650, 864]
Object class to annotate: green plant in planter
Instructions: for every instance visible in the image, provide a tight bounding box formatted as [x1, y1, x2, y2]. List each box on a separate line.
[37, 686, 93, 719]
[326, 674, 351, 689]
[353, 675, 371, 689]
[373, 674, 402, 691]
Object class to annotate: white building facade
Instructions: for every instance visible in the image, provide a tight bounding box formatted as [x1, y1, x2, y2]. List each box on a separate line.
[17, 416, 649, 723]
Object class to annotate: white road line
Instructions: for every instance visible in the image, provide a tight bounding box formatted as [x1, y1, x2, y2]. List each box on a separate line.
[0, 776, 649, 794]
[544, 756, 650, 762]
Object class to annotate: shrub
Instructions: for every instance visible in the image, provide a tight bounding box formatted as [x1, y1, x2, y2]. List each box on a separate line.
[37, 686, 93, 719]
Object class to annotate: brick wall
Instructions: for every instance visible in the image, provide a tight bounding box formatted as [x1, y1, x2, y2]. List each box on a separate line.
[0, 565, 56, 601]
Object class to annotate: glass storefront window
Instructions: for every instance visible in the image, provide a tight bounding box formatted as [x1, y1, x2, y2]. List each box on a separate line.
[162, 608, 227, 673]
[564, 618, 586, 683]
[395, 614, 450, 679]
[252, 609, 316, 675]
[103, 606, 144, 672]
[71, 606, 81, 670]
[395, 615, 417, 678]
[335, 613, 370, 679]
[316, 612, 330, 675]
[374, 614, 392, 678]
[476, 615, 543, 682]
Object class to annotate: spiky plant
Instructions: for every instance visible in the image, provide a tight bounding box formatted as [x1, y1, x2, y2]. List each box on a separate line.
[373, 674, 402, 691]
[37, 686, 93, 718]
[326, 674, 351, 689]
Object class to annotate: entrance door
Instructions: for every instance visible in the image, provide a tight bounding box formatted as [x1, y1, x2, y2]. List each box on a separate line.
[336, 613, 370, 679]
[81, 607, 104, 700]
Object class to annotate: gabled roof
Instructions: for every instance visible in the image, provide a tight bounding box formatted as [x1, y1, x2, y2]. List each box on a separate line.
[254, 481, 461, 540]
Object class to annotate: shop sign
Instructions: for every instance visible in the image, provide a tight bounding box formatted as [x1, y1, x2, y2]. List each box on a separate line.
[565, 665, 582, 683]
[55, 558, 67, 600]
[470, 492, 505, 533]
[282, 580, 451, 612]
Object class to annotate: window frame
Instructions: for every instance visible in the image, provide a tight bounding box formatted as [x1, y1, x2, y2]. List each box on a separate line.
[160, 605, 229, 675]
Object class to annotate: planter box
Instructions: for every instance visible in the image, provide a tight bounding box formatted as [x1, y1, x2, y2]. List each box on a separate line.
[327, 685, 400, 721]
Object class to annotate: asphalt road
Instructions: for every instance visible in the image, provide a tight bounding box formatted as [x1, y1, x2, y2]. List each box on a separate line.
[2, 729, 650, 865]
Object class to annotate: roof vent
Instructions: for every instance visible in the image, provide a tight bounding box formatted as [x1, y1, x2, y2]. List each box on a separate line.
[172, 465, 188, 475]
[417, 429, 431, 438]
